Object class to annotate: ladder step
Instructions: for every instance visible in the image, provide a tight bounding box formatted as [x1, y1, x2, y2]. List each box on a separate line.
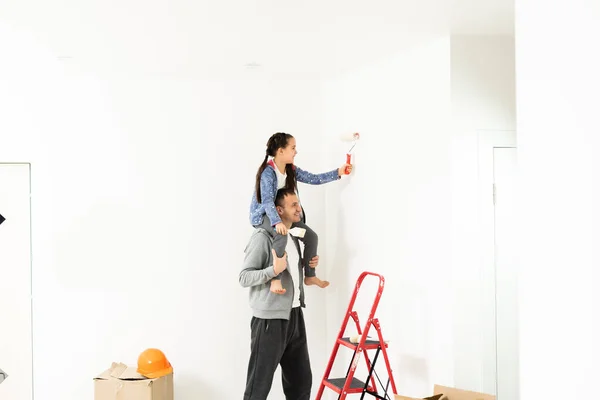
[324, 377, 374, 394]
[338, 337, 387, 350]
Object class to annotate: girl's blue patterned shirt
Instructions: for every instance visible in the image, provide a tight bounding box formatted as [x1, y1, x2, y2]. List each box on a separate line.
[249, 162, 340, 226]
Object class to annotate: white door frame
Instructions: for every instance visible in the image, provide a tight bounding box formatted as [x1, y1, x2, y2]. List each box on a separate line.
[476, 130, 516, 397]
[0, 162, 33, 400]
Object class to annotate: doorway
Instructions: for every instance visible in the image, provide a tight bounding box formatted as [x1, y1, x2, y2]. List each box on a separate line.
[0, 163, 33, 400]
[477, 130, 518, 400]
[493, 147, 519, 400]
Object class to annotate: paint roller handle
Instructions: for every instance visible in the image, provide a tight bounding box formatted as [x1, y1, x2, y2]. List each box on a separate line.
[345, 153, 352, 174]
[342, 132, 359, 174]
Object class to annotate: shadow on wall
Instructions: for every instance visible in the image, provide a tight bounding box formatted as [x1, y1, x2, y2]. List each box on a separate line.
[330, 176, 356, 306]
[331, 180, 356, 293]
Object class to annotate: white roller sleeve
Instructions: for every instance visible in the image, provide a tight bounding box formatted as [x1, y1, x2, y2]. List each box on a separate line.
[339, 132, 360, 142]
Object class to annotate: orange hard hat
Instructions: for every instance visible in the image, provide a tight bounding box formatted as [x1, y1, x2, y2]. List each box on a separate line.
[137, 348, 173, 379]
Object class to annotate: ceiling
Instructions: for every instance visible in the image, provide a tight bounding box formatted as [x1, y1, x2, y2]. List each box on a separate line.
[1, 0, 513, 78]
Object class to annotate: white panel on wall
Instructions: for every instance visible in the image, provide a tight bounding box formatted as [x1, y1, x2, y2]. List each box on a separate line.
[0, 163, 33, 400]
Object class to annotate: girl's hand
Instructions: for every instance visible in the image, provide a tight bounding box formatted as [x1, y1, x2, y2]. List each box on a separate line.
[339, 163, 353, 176]
[275, 222, 288, 235]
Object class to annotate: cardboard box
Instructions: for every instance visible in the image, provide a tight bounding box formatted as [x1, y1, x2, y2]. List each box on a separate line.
[395, 384, 495, 400]
[433, 385, 495, 400]
[395, 395, 445, 400]
[94, 362, 173, 400]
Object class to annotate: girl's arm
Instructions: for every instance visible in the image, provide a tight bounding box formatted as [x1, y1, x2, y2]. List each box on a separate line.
[295, 166, 341, 185]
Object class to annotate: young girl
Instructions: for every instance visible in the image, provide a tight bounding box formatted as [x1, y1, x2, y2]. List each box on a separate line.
[249, 132, 353, 294]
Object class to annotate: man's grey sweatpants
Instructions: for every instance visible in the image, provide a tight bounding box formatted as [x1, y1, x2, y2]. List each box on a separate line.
[244, 307, 312, 400]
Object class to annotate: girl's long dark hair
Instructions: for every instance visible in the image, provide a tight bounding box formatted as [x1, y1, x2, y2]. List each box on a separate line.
[255, 132, 297, 203]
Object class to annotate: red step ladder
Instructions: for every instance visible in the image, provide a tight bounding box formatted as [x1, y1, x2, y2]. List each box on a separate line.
[316, 271, 398, 400]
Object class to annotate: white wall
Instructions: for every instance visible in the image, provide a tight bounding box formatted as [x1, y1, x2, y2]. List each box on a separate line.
[0, 22, 330, 400]
[515, 1, 600, 398]
[0, 17, 519, 400]
[320, 36, 453, 398]
[450, 35, 515, 395]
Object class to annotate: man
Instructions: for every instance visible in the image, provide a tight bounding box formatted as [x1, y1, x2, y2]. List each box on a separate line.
[239, 187, 319, 400]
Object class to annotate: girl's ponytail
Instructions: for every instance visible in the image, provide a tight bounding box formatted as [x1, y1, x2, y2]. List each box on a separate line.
[255, 153, 269, 203]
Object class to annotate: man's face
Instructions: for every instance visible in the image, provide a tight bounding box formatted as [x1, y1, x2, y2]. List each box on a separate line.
[276, 193, 302, 224]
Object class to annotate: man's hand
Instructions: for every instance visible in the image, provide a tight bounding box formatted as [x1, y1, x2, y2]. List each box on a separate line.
[308, 255, 319, 268]
[272, 249, 288, 275]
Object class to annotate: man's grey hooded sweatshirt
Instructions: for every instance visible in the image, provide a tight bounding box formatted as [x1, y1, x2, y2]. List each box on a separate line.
[239, 228, 305, 319]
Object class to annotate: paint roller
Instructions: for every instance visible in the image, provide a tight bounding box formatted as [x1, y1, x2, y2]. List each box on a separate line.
[340, 132, 360, 174]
